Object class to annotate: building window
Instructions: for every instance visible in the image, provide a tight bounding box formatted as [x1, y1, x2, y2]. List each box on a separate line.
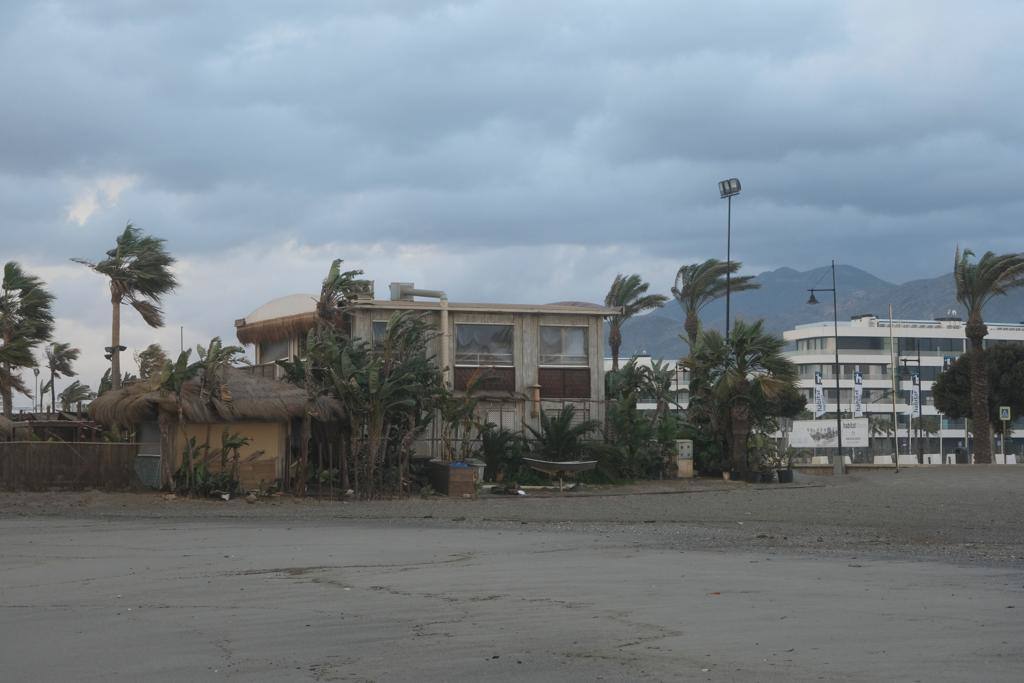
[371, 320, 388, 348]
[898, 337, 963, 354]
[539, 326, 588, 366]
[797, 337, 830, 351]
[539, 368, 591, 398]
[454, 366, 516, 393]
[259, 338, 290, 364]
[838, 337, 885, 351]
[455, 324, 514, 366]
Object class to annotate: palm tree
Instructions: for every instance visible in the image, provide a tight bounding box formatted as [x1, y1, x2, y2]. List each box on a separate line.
[158, 348, 202, 489]
[525, 404, 601, 461]
[280, 259, 366, 495]
[58, 380, 95, 411]
[317, 258, 366, 329]
[604, 274, 667, 371]
[0, 262, 55, 417]
[690, 319, 797, 474]
[671, 259, 760, 350]
[73, 223, 178, 392]
[953, 247, 1024, 463]
[44, 342, 80, 411]
[135, 343, 169, 381]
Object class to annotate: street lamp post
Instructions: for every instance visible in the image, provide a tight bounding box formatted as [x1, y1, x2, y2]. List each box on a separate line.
[807, 259, 845, 475]
[718, 178, 741, 340]
[32, 368, 40, 412]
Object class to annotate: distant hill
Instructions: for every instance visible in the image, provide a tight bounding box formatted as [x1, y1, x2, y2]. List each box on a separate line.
[612, 265, 1024, 360]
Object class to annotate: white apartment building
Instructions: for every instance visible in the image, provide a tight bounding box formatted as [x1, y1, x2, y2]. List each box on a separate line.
[783, 314, 1024, 464]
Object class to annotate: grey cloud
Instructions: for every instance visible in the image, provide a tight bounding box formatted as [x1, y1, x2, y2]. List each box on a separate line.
[0, 0, 1021, 286]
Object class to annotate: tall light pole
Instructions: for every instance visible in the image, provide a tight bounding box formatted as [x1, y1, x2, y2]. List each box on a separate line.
[718, 178, 741, 340]
[33, 368, 40, 413]
[807, 260, 845, 475]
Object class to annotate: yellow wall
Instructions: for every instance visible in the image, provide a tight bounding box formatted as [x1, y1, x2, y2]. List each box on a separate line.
[175, 421, 287, 490]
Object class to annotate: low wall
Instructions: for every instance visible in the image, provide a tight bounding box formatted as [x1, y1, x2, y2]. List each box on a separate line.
[0, 441, 139, 491]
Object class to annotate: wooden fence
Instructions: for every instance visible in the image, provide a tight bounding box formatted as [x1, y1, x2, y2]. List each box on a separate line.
[0, 442, 140, 491]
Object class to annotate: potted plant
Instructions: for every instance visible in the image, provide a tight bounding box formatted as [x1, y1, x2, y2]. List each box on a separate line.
[775, 446, 795, 484]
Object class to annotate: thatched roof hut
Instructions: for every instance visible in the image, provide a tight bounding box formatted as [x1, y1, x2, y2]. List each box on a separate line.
[90, 366, 309, 428]
[235, 293, 318, 345]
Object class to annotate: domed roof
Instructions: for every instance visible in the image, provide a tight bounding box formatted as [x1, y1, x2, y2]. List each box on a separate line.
[244, 294, 317, 324]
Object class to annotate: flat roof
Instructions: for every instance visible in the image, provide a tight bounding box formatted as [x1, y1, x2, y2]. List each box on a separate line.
[785, 318, 1024, 339]
[351, 299, 617, 316]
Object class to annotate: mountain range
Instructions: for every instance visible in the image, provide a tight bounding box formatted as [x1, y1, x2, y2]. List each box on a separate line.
[613, 265, 1024, 360]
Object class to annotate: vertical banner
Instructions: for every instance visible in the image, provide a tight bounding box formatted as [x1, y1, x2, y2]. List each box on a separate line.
[853, 366, 864, 417]
[814, 370, 826, 417]
[909, 372, 920, 416]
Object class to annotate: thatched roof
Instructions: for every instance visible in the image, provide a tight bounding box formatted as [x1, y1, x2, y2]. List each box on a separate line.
[0, 415, 13, 439]
[90, 367, 310, 428]
[235, 294, 317, 345]
[236, 311, 317, 345]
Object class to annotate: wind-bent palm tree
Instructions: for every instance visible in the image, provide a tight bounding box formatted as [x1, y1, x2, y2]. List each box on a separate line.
[0, 262, 55, 417]
[135, 343, 169, 381]
[690, 319, 797, 474]
[954, 247, 1024, 463]
[317, 258, 366, 329]
[73, 224, 178, 392]
[44, 342, 80, 411]
[604, 274, 667, 371]
[58, 381, 95, 412]
[289, 259, 365, 494]
[672, 259, 760, 350]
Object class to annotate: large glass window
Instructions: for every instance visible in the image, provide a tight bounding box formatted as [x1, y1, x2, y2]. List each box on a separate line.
[540, 326, 588, 366]
[898, 337, 963, 354]
[838, 337, 885, 351]
[797, 337, 830, 351]
[259, 338, 290, 363]
[455, 324, 514, 366]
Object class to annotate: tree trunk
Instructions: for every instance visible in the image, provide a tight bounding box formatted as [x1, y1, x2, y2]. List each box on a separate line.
[298, 410, 311, 497]
[339, 433, 350, 492]
[1, 363, 12, 418]
[684, 311, 700, 350]
[111, 288, 122, 391]
[158, 410, 175, 489]
[966, 323, 992, 463]
[730, 403, 751, 474]
[609, 322, 622, 372]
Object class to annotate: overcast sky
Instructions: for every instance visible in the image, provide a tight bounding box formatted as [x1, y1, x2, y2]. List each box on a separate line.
[3, 1, 1023, 402]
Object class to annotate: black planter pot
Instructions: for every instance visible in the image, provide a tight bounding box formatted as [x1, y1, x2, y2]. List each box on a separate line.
[777, 469, 794, 484]
[760, 471, 775, 484]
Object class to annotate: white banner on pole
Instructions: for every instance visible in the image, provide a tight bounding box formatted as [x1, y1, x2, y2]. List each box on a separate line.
[853, 366, 864, 417]
[908, 373, 920, 416]
[814, 370, 826, 418]
[790, 418, 870, 449]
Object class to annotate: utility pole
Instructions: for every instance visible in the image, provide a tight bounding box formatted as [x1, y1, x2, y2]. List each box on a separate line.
[888, 305, 899, 472]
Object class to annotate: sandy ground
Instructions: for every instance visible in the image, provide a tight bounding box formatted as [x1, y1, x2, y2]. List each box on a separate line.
[1, 467, 1023, 681]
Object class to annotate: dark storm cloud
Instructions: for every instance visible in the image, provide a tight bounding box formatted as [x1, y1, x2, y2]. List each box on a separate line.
[1, 0, 1022, 274]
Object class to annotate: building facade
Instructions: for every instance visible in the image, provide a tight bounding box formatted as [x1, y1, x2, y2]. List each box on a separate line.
[783, 314, 1024, 463]
[234, 283, 615, 441]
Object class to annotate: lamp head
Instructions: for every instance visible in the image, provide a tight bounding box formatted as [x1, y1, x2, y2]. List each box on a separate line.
[718, 178, 741, 198]
[807, 291, 819, 305]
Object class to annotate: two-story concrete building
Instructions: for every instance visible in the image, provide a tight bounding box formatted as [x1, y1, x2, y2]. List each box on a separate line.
[234, 282, 616, 445]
